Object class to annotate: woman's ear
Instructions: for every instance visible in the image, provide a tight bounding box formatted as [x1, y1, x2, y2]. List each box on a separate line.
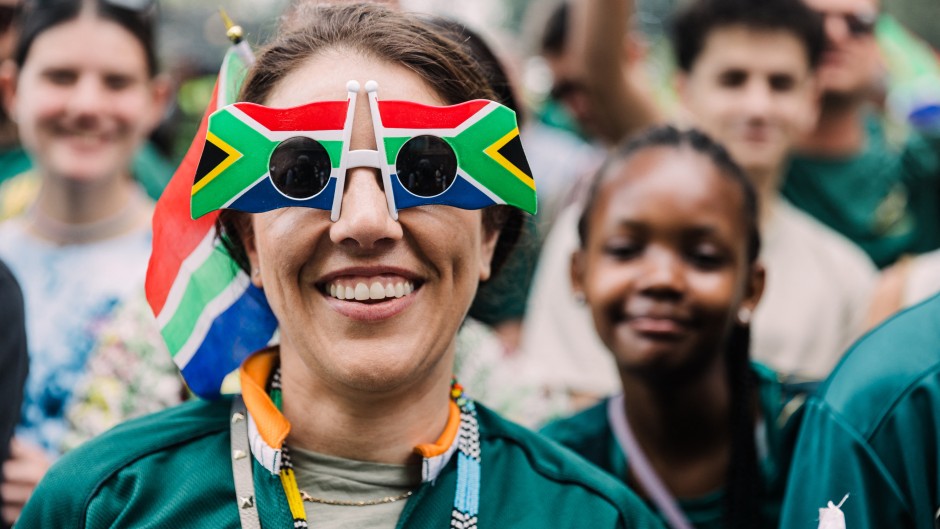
[145, 73, 172, 133]
[0, 60, 19, 123]
[802, 74, 822, 136]
[738, 261, 765, 325]
[478, 226, 500, 282]
[570, 248, 586, 302]
[235, 215, 262, 289]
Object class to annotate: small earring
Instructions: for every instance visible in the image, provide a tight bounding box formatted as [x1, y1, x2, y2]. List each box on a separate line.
[573, 292, 586, 305]
[252, 269, 260, 279]
[737, 307, 752, 325]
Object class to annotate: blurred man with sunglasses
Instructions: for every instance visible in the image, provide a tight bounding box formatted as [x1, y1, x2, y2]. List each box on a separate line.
[783, 0, 940, 268]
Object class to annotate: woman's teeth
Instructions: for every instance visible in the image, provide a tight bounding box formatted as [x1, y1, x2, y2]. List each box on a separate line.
[328, 280, 414, 301]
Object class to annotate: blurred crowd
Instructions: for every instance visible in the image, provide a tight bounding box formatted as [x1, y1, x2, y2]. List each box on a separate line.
[1, 0, 940, 527]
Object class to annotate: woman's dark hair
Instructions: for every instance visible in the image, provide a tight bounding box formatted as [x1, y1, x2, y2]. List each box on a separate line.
[422, 16, 525, 126]
[420, 15, 533, 325]
[219, 3, 523, 278]
[577, 125, 762, 529]
[14, 0, 158, 77]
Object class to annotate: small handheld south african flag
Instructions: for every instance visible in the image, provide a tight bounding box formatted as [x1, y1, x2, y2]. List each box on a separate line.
[145, 18, 278, 399]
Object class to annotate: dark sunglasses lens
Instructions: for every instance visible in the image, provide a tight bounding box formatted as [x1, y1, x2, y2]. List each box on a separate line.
[549, 80, 583, 102]
[395, 135, 458, 198]
[105, 0, 155, 12]
[845, 13, 875, 36]
[269, 137, 333, 199]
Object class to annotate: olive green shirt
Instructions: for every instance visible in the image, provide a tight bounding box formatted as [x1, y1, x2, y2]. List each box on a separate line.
[290, 445, 419, 528]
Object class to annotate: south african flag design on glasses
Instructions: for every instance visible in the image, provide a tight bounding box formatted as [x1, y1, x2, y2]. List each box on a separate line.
[190, 95, 356, 219]
[368, 86, 536, 216]
[190, 81, 537, 221]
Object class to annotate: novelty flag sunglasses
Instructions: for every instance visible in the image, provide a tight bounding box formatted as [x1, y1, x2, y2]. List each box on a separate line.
[191, 80, 537, 221]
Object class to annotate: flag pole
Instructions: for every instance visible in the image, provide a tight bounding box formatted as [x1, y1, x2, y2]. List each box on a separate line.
[219, 8, 255, 67]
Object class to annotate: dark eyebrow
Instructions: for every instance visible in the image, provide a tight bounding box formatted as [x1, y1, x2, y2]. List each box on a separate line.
[678, 225, 727, 241]
[612, 220, 724, 238]
[717, 69, 748, 82]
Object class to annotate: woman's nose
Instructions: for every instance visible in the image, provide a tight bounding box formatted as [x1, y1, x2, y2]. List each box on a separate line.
[329, 168, 402, 249]
[824, 14, 851, 45]
[637, 248, 686, 298]
[65, 76, 107, 117]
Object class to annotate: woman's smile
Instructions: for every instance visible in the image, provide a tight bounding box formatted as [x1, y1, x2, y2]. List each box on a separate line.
[626, 315, 693, 339]
[324, 278, 416, 302]
[317, 268, 423, 321]
[622, 299, 695, 339]
[321, 281, 421, 322]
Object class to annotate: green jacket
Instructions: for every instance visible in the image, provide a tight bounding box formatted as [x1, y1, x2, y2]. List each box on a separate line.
[541, 364, 808, 529]
[784, 118, 940, 268]
[780, 292, 940, 529]
[18, 398, 665, 529]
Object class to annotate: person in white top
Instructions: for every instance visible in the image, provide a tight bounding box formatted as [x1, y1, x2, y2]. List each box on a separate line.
[0, 1, 180, 524]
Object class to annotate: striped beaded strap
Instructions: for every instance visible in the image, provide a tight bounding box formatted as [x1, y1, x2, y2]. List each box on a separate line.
[268, 368, 309, 528]
[268, 370, 482, 528]
[451, 380, 481, 529]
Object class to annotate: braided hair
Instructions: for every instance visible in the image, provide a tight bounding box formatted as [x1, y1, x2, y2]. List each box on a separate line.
[578, 125, 762, 528]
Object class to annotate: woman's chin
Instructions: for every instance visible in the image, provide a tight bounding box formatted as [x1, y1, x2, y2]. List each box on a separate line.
[292, 341, 449, 395]
[45, 163, 125, 185]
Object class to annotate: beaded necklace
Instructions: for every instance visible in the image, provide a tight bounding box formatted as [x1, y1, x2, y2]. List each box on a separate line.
[268, 367, 482, 528]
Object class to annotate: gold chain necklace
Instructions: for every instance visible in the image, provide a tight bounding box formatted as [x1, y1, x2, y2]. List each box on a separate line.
[298, 489, 414, 506]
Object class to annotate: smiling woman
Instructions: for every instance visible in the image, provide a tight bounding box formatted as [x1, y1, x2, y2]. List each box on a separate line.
[16, 3, 664, 529]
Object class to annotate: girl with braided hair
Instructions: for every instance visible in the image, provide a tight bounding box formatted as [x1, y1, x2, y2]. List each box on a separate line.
[542, 125, 807, 529]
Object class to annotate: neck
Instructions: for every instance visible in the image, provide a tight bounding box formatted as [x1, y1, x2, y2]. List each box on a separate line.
[619, 356, 734, 497]
[279, 348, 455, 465]
[749, 167, 781, 228]
[0, 119, 18, 148]
[36, 171, 139, 223]
[620, 355, 731, 460]
[27, 176, 149, 244]
[798, 97, 867, 157]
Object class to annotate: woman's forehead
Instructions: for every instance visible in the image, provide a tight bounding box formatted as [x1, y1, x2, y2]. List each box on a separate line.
[263, 51, 447, 153]
[597, 148, 746, 226]
[264, 50, 445, 108]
